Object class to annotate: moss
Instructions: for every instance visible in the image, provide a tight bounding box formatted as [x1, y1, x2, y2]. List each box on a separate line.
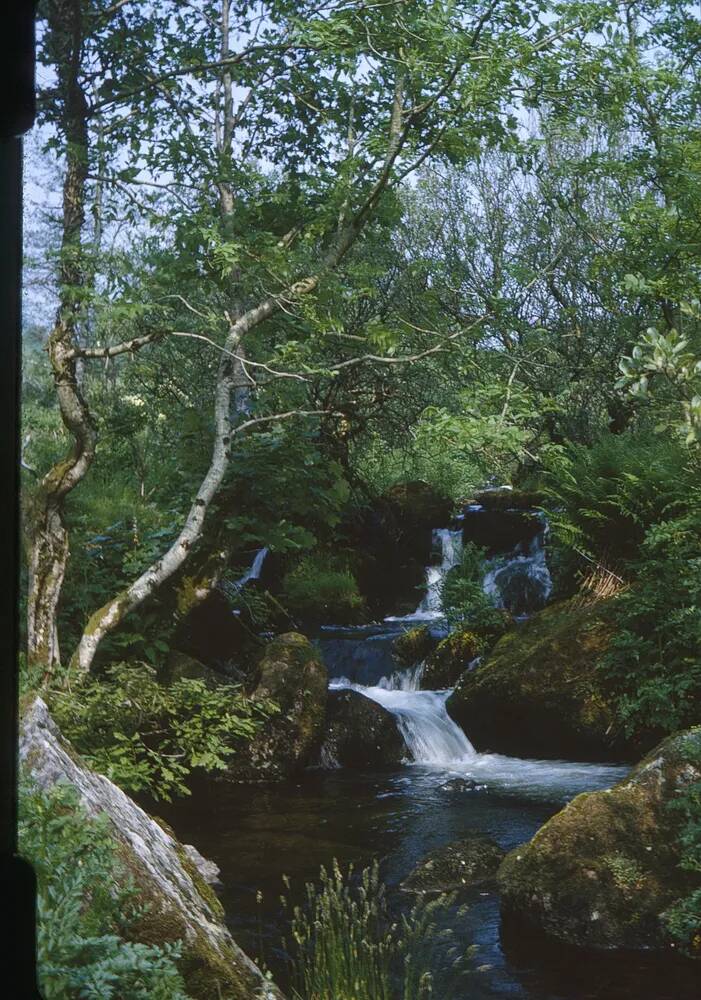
[447, 598, 646, 761]
[498, 728, 701, 954]
[228, 632, 327, 782]
[403, 836, 505, 893]
[176, 576, 210, 617]
[422, 629, 484, 689]
[393, 626, 436, 666]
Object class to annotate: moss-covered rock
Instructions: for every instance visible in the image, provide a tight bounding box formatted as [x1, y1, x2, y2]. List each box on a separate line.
[319, 688, 405, 768]
[19, 698, 283, 999]
[447, 598, 648, 761]
[393, 625, 437, 667]
[498, 728, 701, 954]
[162, 650, 232, 687]
[403, 835, 505, 893]
[421, 629, 484, 689]
[228, 632, 327, 782]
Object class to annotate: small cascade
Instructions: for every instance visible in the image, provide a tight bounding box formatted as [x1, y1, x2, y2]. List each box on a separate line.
[386, 527, 463, 622]
[329, 666, 476, 766]
[482, 516, 552, 617]
[233, 547, 269, 590]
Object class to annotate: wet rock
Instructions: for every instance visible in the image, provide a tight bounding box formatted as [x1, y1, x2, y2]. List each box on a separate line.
[342, 480, 453, 618]
[393, 625, 437, 667]
[471, 488, 546, 511]
[447, 598, 652, 762]
[440, 777, 487, 793]
[319, 688, 405, 768]
[461, 507, 542, 557]
[228, 632, 327, 782]
[19, 697, 282, 999]
[498, 727, 701, 956]
[421, 630, 485, 689]
[403, 835, 505, 893]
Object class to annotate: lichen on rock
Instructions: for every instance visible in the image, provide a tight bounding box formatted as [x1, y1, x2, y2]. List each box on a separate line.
[19, 697, 283, 999]
[227, 631, 327, 782]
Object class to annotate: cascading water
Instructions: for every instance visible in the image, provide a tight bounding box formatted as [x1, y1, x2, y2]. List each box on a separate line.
[386, 527, 464, 622]
[482, 515, 552, 617]
[320, 510, 625, 793]
[234, 546, 269, 589]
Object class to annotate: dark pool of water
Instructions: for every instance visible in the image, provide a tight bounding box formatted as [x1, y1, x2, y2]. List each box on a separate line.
[155, 764, 700, 999]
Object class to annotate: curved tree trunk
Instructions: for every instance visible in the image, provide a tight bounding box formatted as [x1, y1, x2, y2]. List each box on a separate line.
[26, 0, 96, 681]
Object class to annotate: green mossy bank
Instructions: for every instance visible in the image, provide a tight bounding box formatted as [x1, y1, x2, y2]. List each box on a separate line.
[498, 728, 701, 956]
[447, 598, 651, 762]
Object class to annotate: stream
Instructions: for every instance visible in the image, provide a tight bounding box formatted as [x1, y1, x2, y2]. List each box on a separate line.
[158, 509, 700, 999]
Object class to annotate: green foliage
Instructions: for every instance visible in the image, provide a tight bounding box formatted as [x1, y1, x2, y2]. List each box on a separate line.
[662, 731, 701, 957]
[441, 543, 507, 635]
[282, 860, 467, 1000]
[49, 663, 277, 801]
[599, 512, 701, 739]
[18, 777, 191, 999]
[281, 552, 365, 625]
[543, 431, 693, 560]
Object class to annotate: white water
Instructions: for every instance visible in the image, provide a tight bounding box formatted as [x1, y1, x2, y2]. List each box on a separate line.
[330, 667, 627, 794]
[482, 516, 552, 616]
[234, 546, 269, 589]
[325, 512, 626, 796]
[386, 527, 464, 622]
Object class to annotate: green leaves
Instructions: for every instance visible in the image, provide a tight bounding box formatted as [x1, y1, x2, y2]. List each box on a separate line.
[49, 662, 278, 802]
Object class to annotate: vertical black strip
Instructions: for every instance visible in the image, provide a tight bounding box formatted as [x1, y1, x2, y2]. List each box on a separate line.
[0, 3, 40, 996]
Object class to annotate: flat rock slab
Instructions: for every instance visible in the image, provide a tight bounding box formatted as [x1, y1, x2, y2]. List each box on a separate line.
[402, 835, 505, 893]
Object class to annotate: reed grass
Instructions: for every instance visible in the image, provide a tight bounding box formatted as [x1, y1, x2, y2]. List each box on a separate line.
[282, 859, 466, 1000]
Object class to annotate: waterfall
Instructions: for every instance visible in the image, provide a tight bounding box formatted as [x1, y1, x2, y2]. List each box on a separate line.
[386, 527, 463, 622]
[233, 547, 269, 590]
[330, 669, 476, 766]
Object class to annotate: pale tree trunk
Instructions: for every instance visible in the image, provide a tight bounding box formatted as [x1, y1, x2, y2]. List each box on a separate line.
[26, 0, 96, 681]
[71, 12, 409, 673]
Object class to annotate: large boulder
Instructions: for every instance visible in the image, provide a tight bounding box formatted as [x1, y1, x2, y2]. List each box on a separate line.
[447, 598, 649, 761]
[319, 688, 405, 768]
[228, 632, 327, 781]
[498, 728, 701, 955]
[403, 836, 505, 893]
[19, 698, 282, 1000]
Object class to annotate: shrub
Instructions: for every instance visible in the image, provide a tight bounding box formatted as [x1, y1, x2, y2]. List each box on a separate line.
[281, 553, 365, 625]
[50, 662, 277, 801]
[19, 777, 191, 999]
[282, 860, 467, 1000]
[599, 513, 701, 739]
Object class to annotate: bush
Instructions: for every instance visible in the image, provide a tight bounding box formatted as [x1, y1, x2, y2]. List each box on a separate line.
[281, 553, 365, 625]
[599, 512, 701, 739]
[50, 662, 277, 801]
[19, 777, 191, 999]
[282, 860, 467, 1000]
